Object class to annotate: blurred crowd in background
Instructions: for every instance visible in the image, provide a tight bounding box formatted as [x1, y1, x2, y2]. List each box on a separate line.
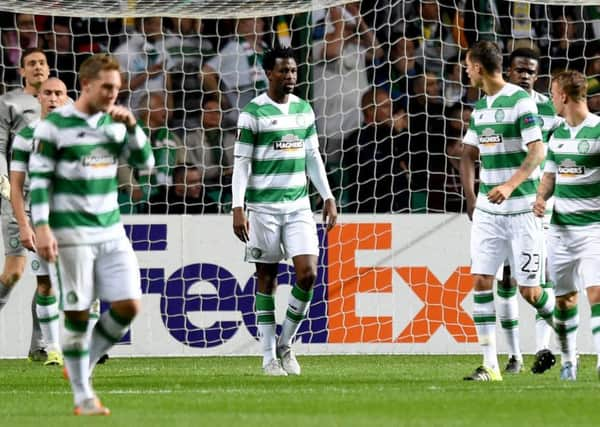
[1, 0, 598, 214]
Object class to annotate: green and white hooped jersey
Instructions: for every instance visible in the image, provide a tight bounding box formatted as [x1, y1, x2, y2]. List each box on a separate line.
[464, 82, 543, 215]
[235, 93, 317, 215]
[545, 113, 600, 229]
[533, 90, 563, 218]
[29, 104, 154, 245]
[10, 119, 39, 205]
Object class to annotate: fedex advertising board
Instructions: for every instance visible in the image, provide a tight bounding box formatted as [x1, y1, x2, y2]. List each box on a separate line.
[0, 215, 591, 357]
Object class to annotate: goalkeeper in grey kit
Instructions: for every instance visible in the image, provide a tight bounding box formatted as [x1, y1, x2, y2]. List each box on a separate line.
[232, 45, 337, 376]
[0, 47, 50, 361]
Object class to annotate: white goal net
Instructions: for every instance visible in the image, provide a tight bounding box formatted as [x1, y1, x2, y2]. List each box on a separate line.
[0, 1, 599, 356]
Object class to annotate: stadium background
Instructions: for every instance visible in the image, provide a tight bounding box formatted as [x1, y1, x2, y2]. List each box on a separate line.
[0, 0, 599, 357]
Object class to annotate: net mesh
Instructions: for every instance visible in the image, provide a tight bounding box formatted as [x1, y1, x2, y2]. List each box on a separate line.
[0, 1, 599, 353]
[0, 0, 353, 18]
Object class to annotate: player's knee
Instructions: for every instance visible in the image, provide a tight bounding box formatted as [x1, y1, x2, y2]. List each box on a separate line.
[0, 271, 22, 287]
[296, 267, 317, 289]
[556, 293, 577, 310]
[36, 276, 52, 296]
[111, 299, 140, 320]
[472, 275, 493, 291]
[498, 276, 515, 291]
[519, 286, 538, 304]
[256, 267, 279, 294]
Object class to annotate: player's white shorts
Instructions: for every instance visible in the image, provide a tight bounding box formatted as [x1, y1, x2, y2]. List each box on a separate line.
[29, 251, 49, 276]
[495, 224, 552, 285]
[49, 236, 141, 311]
[547, 226, 600, 297]
[470, 209, 543, 287]
[245, 209, 319, 263]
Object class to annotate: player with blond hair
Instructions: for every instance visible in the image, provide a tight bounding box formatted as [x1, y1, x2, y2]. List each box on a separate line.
[30, 54, 154, 415]
[534, 70, 600, 380]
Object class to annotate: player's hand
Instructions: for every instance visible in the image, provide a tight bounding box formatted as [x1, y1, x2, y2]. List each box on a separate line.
[232, 207, 249, 242]
[34, 225, 58, 263]
[0, 175, 11, 201]
[487, 183, 514, 204]
[532, 196, 546, 218]
[18, 223, 36, 251]
[106, 105, 137, 129]
[323, 198, 338, 231]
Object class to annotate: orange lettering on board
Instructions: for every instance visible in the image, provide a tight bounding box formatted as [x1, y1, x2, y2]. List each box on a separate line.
[394, 266, 477, 343]
[327, 223, 393, 343]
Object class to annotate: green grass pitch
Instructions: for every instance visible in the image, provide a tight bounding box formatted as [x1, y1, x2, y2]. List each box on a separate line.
[1, 355, 599, 426]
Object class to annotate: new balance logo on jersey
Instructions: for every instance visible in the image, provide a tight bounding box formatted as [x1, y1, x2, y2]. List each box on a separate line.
[558, 159, 585, 176]
[274, 135, 303, 150]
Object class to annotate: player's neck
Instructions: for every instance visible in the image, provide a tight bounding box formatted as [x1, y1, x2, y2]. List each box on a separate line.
[73, 97, 97, 116]
[482, 75, 505, 97]
[564, 104, 589, 128]
[23, 82, 40, 96]
[267, 90, 289, 104]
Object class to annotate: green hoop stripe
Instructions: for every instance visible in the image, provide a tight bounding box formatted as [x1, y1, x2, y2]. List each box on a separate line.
[473, 315, 496, 324]
[39, 314, 60, 324]
[257, 313, 275, 324]
[500, 319, 518, 329]
[497, 287, 517, 298]
[286, 309, 304, 323]
[95, 320, 121, 344]
[291, 285, 313, 302]
[553, 306, 578, 321]
[474, 293, 494, 304]
[109, 308, 131, 326]
[35, 293, 57, 306]
[64, 318, 88, 333]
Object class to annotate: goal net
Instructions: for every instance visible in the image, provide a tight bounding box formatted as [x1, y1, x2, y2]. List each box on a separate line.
[0, 1, 599, 356]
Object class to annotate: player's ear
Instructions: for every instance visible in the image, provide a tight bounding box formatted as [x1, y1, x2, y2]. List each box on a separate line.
[79, 77, 91, 92]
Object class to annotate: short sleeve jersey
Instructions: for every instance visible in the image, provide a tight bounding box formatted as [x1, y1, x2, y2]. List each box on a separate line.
[544, 113, 600, 229]
[464, 82, 543, 215]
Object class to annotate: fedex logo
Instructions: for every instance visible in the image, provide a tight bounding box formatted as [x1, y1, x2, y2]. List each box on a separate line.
[122, 222, 478, 348]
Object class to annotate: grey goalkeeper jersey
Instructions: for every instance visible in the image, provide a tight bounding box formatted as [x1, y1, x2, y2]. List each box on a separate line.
[0, 88, 40, 215]
[0, 88, 40, 175]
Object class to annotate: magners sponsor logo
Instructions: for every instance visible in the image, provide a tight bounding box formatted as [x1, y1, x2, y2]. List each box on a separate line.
[558, 159, 585, 176]
[83, 148, 115, 168]
[479, 128, 502, 146]
[274, 134, 303, 150]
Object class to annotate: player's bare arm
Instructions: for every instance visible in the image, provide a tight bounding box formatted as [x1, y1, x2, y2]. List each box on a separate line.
[533, 172, 556, 218]
[488, 140, 544, 204]
[459, 144, 479, 220]
[323, 198, 337, 231]
[9, 170, 35, 250]
[232, 207, 249, 242]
